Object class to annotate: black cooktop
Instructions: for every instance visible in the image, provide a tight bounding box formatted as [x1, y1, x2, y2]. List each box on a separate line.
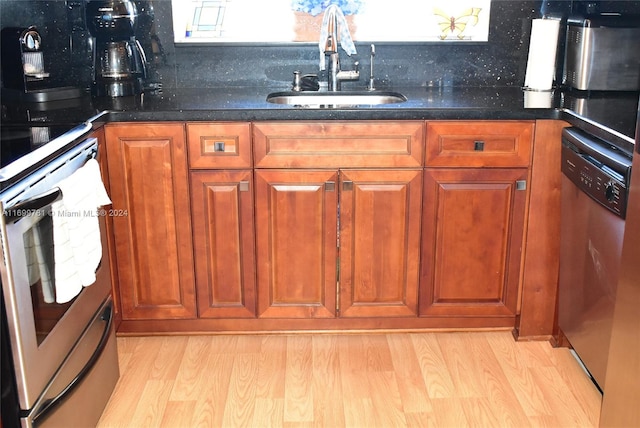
[0, 124, 75, 168]
[562, 90, 639, 152]
[0, 122, 92, 191]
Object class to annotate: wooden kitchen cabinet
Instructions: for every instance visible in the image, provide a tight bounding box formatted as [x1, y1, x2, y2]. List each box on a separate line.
[425, 121, 533, 168]
[254, 169, 338, 318]
[190, 170, 256, 318]
[420, 120, 533, 321]
[104, 123, 197, 320]
[420, 168, 528, 318]
[339, 169, 422, 317]
[186, 123, 256, 319]
[253, 121, 425, 320]
[101, 118, 556, 334]
[254, 168, 423, 319]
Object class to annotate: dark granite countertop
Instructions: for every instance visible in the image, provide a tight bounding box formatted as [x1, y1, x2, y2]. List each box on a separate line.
[4, 86, 638, 155]
[93, 86, 560, 122]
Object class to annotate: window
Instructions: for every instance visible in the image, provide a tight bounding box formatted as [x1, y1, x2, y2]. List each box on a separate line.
[171, 0, 492, 43]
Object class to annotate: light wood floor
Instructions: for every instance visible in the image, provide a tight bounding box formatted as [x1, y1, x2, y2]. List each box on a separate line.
[97, 331, 601, 428]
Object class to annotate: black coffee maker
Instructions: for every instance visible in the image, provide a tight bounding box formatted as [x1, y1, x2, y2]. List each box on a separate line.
[87, 0, 147, 97]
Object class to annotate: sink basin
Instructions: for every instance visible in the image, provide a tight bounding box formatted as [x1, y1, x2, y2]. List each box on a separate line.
[266, 90, 407, 106]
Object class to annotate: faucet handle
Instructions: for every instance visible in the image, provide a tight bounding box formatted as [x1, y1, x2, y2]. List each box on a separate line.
[367, 44, 376, 91]
[292, 70, 302, 91]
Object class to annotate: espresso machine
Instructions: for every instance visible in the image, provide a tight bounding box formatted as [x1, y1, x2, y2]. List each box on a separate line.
[1, 26, 83, 102]
[86, 0, 147, 97]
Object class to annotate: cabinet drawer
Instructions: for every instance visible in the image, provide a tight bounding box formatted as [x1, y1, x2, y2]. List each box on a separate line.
[425, 121, 533, 167]
[187, 122, 252, 169]
[253, 121, 424, 168]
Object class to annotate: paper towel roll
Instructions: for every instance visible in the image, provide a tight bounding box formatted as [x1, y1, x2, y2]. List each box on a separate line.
[524, 19, 560, 91]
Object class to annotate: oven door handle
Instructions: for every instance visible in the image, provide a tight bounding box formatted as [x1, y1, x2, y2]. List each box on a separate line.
[4, 188, 62, 223]
[4, 147, 98, 223]
[30, 302, 114, 425]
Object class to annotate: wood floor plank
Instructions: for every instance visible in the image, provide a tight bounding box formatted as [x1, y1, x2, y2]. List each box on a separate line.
[410, 333, 456, 399]
[97, 331, 602, 428]
[252, 397, 284, 427]
[404, 411, 439, 428]
[221, 352, 258, 427]
[530, 365, 597, 427]
[128, 379, 173, 428]
[431, 397, 470, 428]
[150, 336, 188, 381]
[550, 349, 602, 427]
[342, 397, 378, 428]
[255, 335, 287, 399]
[159, 400, 196, 428]
[311, 335, 346, 427]
[486, 332, 554, 417]
[337, 334, 394, 373]
[465, 333, 531, 427]
[209, 334, 240, 354]
[169, 336, 215, 401]
[461, 397, 516, 428]
[436, 333, 487, 398]
[98, 337, 164, 427]
[189, 352, 236, 428]
[367, 370, 408, 427]
[386, 334, 433, 413]
[284, 335, 314, 423]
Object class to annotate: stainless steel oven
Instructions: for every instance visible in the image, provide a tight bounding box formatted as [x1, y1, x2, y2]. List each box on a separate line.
[558, 126, 632, 391]
[0, 135, 118, 427]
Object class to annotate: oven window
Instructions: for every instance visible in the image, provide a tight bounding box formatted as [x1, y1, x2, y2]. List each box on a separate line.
[22, 209, 76, 345]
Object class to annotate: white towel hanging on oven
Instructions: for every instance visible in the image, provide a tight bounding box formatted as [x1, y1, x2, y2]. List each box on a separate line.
[51, 158, 111, 304]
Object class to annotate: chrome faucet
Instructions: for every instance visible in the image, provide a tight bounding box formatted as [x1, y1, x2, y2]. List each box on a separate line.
[322, 5, 359, 91]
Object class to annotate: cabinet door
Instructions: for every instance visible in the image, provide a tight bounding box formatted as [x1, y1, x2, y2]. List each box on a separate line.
[255, 169, 338, 318]
[339, 169, 422, 317]
[190, 170, 256, 318]
[420, 168, 528, 318]
[105, 123, 196, 320]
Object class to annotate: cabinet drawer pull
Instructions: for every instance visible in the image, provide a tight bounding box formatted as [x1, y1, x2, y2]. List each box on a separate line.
[474, 141, 485, 151]
[516, 180, 527, 191]
[239, 181, 250, 192]
[343, 181, 353, 191]
[325, 181, 335, 192]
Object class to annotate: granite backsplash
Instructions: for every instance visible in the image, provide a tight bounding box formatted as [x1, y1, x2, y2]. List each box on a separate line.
[1, 0, 639, 91]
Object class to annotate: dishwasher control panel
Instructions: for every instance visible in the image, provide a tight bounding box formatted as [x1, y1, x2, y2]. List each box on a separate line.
[562, 146, 627, 216]
[561, 127, 632, 218]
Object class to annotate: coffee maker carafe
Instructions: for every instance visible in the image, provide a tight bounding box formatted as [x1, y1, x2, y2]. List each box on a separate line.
[87, 0, 147, 97]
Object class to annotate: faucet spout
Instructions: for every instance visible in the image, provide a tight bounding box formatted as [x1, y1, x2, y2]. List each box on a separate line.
[324, 7, 338, 53]
[320, 5, 358, 92]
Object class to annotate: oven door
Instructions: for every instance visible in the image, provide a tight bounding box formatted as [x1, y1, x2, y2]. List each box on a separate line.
[0, 139, 112, 411]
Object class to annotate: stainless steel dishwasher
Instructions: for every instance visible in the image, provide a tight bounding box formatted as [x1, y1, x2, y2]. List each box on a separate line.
[558, 126, 632, 391]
